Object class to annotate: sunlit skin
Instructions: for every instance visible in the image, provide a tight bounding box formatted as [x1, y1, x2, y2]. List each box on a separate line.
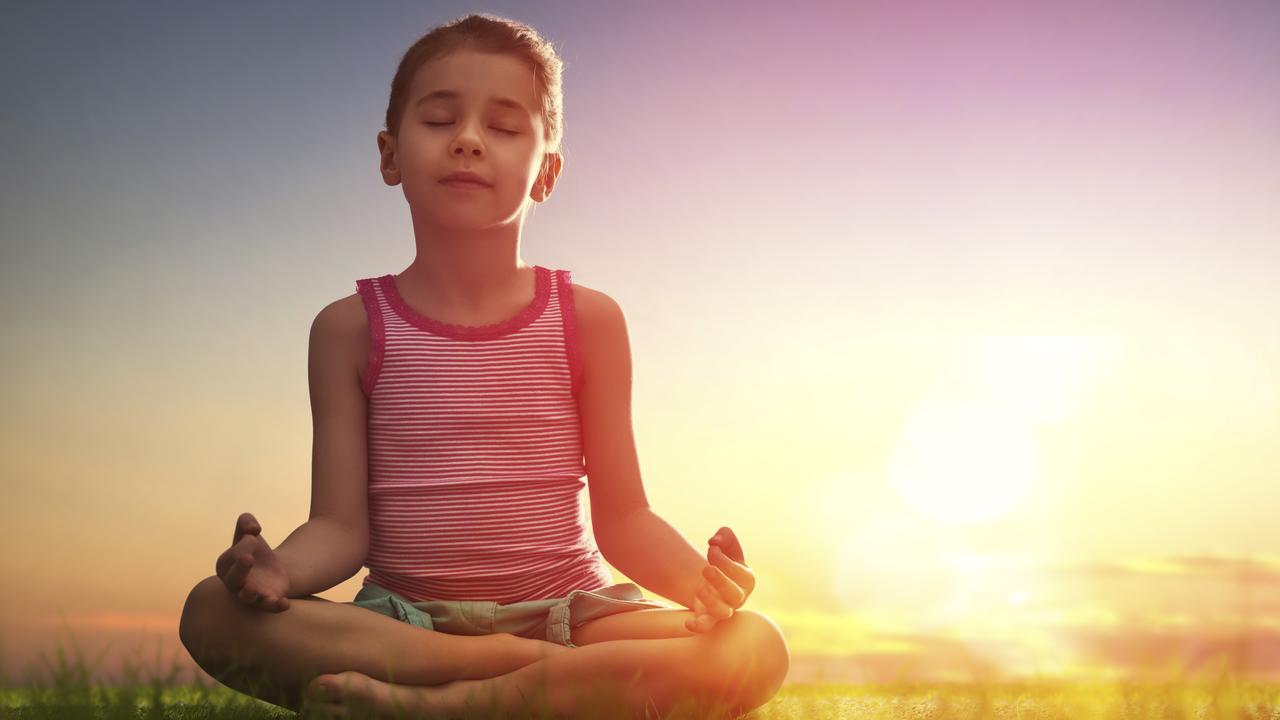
[236, 48, 788, 718]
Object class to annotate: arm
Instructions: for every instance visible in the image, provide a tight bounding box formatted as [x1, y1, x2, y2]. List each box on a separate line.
[278, 297, 372, 597]
[273, 517, 366, 598]
[573, 284, 705, 611]
[597, 507, 707, 611]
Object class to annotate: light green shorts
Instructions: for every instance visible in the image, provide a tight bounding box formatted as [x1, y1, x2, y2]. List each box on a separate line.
[347, 581, 671, 648]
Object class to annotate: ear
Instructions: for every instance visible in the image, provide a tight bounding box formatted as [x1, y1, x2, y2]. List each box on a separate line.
[376, 130, 401, 186]
[534, 152, 564, 201]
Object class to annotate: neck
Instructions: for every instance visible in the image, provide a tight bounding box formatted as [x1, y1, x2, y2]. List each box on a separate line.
[399, 209, 531, 310]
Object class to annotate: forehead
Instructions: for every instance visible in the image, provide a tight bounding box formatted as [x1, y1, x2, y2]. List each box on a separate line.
[409, 49, 540, 116]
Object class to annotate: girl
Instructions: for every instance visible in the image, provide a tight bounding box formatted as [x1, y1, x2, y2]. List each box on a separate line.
[178, 13, 789, 719]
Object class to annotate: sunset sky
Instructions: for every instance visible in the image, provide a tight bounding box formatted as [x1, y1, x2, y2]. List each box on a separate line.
[2, 0, 1278, 686]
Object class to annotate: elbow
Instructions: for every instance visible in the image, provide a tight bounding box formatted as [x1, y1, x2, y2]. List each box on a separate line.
[352, 536, 369, 572]
[344, 525, 369, 573]
[594, 529, 624, 566]
[594, 533, 614, 565]
[594, 532, 633, 566]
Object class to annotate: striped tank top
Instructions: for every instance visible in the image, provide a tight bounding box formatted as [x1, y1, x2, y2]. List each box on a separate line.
[353, 265, 615, 604]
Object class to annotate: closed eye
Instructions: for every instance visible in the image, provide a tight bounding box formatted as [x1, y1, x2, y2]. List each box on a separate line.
[424, 122, 518, 135]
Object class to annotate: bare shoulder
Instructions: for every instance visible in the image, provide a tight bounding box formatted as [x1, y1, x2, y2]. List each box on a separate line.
[569, 282, 630, 389]
[310, 292, 371, 383]
[570, 282, 625, 336]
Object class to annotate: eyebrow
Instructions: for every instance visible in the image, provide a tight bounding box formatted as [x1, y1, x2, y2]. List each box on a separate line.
[414, 90, 531, 115]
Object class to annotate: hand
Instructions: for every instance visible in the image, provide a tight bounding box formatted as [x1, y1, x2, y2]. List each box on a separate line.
[215, 512, 293, 613]
[685, 526, 756, 633]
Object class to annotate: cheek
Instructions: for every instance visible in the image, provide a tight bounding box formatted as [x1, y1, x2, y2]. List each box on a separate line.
[496, 161, 538, 191]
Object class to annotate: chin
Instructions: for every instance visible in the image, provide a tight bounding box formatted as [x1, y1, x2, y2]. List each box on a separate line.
[427, 197, 527, 226]
[426, 207, 513, 231]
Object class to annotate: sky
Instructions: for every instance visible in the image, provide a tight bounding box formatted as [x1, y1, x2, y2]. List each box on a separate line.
[1, 0, 1279, 688]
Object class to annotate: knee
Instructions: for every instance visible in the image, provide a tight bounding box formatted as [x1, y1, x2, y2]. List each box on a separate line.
[727, 610, 790, 689]
[703, 609, 790, 711]
[179, 576, 227, 655]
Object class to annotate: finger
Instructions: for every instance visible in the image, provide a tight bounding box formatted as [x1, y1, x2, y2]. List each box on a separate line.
[215, 547, 233, 580]
[218, 532, 256, 576]
[692, 583, 729, 628]
[234, 512, 262, 547]
[686, 611, 713, 633]
[702, 564, 747, 609]
[215, 543, 250, 583]
[686, 596, 709, 633]
[713, 532, 744, 564]
[238, 586, 262, 605]
[686, 607, 706, 630]
[696, 582, 735, 620]
[707, 526, 744, 564]
[224, 543, 256, 589]
[240, 512, 262, 543]
[708, 545, 756, 593]
[696, 612, 718, 632]
[227, 554, 253, 593]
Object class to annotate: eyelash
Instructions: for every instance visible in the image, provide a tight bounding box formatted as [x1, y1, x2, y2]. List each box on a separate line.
[423, 122, 518, 136]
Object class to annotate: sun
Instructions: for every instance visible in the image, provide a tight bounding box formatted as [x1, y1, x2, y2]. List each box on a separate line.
[885, 336, 1114, 524]
[887, 402, 1038, 524]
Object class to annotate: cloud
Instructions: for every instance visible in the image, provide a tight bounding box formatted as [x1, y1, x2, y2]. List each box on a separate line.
[1050, 555, 1280, 582]
[1061, 626, 1280, 679]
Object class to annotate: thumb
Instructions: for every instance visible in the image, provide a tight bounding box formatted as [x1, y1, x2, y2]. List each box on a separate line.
[708, 527, 744, 564]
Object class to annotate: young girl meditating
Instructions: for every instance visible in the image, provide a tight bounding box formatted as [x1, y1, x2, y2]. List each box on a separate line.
[178, 13, 789, 719]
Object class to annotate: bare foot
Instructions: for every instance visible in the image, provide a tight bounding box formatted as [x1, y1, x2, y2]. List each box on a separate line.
[302, 670, 457, 719]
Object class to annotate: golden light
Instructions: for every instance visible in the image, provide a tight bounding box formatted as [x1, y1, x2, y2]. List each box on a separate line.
[887, 402, 1038, 524]
[831, 511, 976, 629]
[970, 335, 1116, 425]
[884, 337, 1115, 525]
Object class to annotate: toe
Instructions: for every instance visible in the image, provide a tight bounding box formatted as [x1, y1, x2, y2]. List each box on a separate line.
[306, 674, 344, 703]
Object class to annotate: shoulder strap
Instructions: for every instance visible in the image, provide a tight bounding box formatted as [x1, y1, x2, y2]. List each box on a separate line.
[556, 269, 584, 397]
[355, 277, 387, 399]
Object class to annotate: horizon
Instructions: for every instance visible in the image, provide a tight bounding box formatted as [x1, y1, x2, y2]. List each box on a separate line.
[2, 0, 1278, 691]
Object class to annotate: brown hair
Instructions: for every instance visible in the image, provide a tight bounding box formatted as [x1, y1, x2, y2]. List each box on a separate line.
[384, 13, 566, 155]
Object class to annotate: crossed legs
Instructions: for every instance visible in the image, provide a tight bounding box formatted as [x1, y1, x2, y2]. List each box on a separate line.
[304, 609, 790, 719]
[179, 575, 790, 718]
[179, 576, 553, 710]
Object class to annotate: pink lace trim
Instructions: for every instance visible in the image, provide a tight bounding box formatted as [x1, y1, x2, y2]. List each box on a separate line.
[378, 265, 550, 340]
[557, 269, 584, 397]
[355, 278, 386, 399]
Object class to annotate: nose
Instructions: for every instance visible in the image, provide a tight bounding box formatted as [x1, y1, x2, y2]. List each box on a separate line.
[450, 124, 484, 158]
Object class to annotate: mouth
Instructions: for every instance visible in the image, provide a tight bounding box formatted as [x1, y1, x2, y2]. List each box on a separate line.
[439, 179, 492, 190]
[445, 178, 494, 189]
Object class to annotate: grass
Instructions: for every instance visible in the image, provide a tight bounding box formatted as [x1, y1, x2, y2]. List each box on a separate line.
[1, 626, 1278, 719]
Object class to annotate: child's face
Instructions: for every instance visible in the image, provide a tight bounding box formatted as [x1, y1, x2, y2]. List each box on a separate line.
[378, 49, 560, 229]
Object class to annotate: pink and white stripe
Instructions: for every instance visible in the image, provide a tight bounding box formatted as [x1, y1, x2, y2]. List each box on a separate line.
[353, 265, 613, 603]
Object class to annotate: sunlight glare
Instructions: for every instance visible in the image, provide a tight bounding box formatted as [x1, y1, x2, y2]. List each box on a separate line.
[832, 512, 974, 630]
[888, 403, 1037, 524]
[970, 336, 1115, 425]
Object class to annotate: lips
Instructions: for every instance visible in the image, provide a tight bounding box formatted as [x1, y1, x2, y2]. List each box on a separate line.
[441, 180, 490, 189]
[440, 171, 492, 187]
